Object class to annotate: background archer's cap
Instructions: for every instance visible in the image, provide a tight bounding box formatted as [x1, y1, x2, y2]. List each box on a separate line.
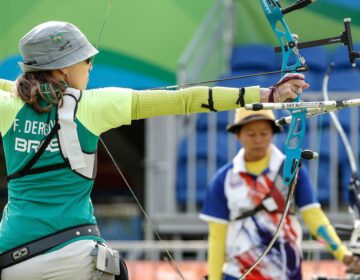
[226, 108, 281, 134]
[19, 21, 99, 72]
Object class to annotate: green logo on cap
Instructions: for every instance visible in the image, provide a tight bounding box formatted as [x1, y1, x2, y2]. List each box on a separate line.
[50, 33, 63, 43]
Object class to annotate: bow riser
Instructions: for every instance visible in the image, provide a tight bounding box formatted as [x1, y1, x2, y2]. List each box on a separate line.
[260, 0, 308, 186]
[284, 112, 306, 182]
[261, 1, 305, 76]
[238, 2, 313, 279]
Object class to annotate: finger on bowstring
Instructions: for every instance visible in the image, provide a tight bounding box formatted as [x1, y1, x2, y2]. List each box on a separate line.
[291, 78, 308, 88]
[292, 87, 303, 95]
[282, 72, 305, 80]
[279, 76, 304, 85]
[303, 82, 310, 89]
[285, 92, 298, 101]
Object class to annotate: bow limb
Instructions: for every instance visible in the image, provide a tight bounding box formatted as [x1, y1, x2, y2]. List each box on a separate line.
[94, 2, 186, 279]
[322, 64, 360, 257]
[322, 64, 359, 207]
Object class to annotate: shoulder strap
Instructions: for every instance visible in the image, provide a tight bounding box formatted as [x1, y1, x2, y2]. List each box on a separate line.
[7, 123, 69, 181]
[234, 161, 285, 221]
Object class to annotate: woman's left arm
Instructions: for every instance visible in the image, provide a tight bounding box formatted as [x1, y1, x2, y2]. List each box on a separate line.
[131, 86, 260, 120]
[131, 73, 309, 120]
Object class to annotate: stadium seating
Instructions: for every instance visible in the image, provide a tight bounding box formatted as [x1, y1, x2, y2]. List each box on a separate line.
[328, 43, 360, 92]
[96, 215, 143, 240]
[300, 47, 329, 72]
[196, 111, 230, 132]
[217, 70, 273, 88]
[230, 44, 278, 72]
[328, 68, 360, 92]
[285, 46, 329, 91]
[176, 131, 233, 204]
[332, 43, 360, 69]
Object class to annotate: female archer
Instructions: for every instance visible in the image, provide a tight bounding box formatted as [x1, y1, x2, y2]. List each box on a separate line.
[0, 21, 307, 279]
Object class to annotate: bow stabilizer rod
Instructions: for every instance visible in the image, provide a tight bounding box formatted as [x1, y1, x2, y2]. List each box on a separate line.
[275, 107, 338, 126]
[246, 98, 360, 111]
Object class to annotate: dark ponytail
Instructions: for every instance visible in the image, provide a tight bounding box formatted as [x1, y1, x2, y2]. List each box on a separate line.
[16, 71, 66, 113]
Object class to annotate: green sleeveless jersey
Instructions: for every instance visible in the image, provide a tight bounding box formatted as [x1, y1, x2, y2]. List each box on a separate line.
[0, 88, 132, 252]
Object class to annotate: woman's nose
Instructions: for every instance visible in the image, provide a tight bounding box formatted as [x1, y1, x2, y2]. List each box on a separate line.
[254, 135, 264, 143]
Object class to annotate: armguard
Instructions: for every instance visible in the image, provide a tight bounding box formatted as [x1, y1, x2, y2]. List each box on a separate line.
[301, 205, 350, 260]
[131, 86, 260, 120]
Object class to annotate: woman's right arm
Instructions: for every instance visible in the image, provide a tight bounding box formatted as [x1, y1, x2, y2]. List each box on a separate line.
[0, 79, 15, 92]
[0, 90, 24, 136]
[131, 73, 308, 120]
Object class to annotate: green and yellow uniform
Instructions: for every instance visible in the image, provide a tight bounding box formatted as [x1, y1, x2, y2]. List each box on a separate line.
[0, 79, 260, 253]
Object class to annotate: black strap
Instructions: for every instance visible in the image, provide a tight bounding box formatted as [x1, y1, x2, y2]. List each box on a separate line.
[201, 88, 218, 112]
[7, 123, 70, 181]
[236, 87, 246, 107]
[235, 204, 264, 221]
[234, 163, 285, 221]
[7, 162, 70, 181]
[0, 224, 100, 270]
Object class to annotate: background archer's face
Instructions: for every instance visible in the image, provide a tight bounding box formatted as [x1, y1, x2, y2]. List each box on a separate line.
[237, 120, 274, 162]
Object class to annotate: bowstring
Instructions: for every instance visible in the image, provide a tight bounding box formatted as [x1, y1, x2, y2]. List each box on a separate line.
[94, 1, 185, 279]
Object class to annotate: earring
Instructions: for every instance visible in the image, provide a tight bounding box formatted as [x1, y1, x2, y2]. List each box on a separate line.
[65, 73, 71, 87]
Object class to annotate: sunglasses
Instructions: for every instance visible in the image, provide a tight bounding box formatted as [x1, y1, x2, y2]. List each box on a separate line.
[86, 57, 93, 64]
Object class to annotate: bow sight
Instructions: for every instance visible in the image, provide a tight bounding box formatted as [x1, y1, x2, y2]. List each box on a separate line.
[275, 18, 360, 67]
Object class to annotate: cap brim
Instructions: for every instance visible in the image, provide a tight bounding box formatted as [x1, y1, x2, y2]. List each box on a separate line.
[227, 115, 282, 134]
[19, 43, 99, 72]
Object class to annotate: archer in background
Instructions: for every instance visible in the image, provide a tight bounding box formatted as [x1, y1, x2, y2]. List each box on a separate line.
[200, 108, 360, 280]
[0, 21, 307, 280]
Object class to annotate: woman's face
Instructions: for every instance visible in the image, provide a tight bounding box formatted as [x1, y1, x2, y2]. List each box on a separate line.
[64, 58, 92, 90]
[236, 120, 274, 162]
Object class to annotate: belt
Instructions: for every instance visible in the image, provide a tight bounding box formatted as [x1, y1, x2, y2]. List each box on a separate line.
[0, 224, 100, 270]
